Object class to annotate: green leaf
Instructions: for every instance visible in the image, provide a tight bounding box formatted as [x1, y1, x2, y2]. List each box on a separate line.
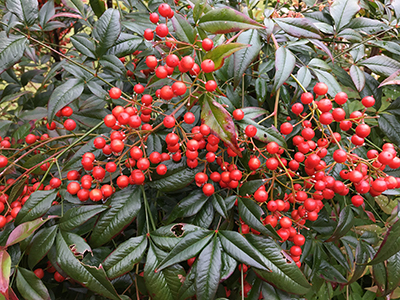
[0, 32, 27, 75]
[62, 0, 85, 16]
[350, 241, 373, 283]
[150, 224, 206, 252]
[233, 30, 262, 87]
[326, 206, 354, 242]
[195, 236, 221, 300]
[107, 33, 142, 57]
[237, 119, 286, 147]
[15, 190, 57, 225]
[144, 242, 186, 300]
[0, 250, 11, 297]
[90, 186, 141, 248]
[372, 262, 387, 293]
[99, 54, 126, 74]
[386, 251, 400, 293]
[329, 0, 360, 31]
[177, 260, 196, 300]
[324, 242, 351, 272]
[274, 47, 296, 92]
[59, 205, 108, 231]
[90, 0, 106, 17]
[38, 0, 54, 27]
[193, 0, 212, 22]
[350, 65, 365, 92]
[318, 260, 348, 283]
[217, 230, 269, 271]
[312, 69, 342, 97]
[239, 179, 265, 196]
[8, 177, 27, 204]
[369, 219, 400, 265]
[93, 9, 121, 56]
[241, 107, 268, 120]
[157, 230, 213, 271]
[47, 78, 84, 123]
[6, 0, 38, 26]
[204, 43, 248, 71]
[16, 268, 50, 300]
[348, 17, 390, 35]
[171, 14, 195, 44]
[359, 56, 400, 77]
[70, 34, 96, 59]
[198, 7, 264, 34]
[103, 235, 148, 279]
[211, 194, 227, 219]
[220, 251, 236, 281]
[6, 217, 53, 247]
[56, 230, 120, 299]
[201, 94, 241, 156]
[274, 18, 322, 39]
[379, 113, 400, 148]
[238, 197, 280, 239]
[148, 159, 203, 193]
[28, 226, 58, 269]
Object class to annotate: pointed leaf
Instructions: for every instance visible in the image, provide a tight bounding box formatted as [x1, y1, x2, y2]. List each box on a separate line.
[326, 206, 354, 242]
[38, 0, 55, 27]
[238, 197, 280, 239]
[218, 230, 269, 271]
[167, 190, 209, 223]
[274, 47, 296, 92]
[59, 205, 108, 231]
[348, 17, 389, 35]
[350, 65, 365, 92]
[237, 119, 286, 147]
[0, 250, 11, 297]
[171, 14, 195, 44]
[201, 94, 241, 156]
[56, 231, 120, 299]
[211, 194, 227, 219]
[6, 0, 38, 26]
[324, 242, 351, 272]
[90, 0, 106, 18]
[312, 69, 341, 97]
[70, 34, 96, 59]
[100, 54, 126, 74]
[6, 217, 53, 247]
[379, 113, 400, 148]
[329, 0, 360, 31]
[47, 78, 84, 123]
[233, 30, 262, 87]
[90, 186, 141, 248]
[15, 190, 57, 225]
[349, 241, 373, 283]
[107, 33, 142, 57]
[157, 230, 213, 271]
[195, 236, 221, 300]
[241, 107, 269, 121]
[318, 259, 348, 283]
[199, 7, 264, 34]
[28, 226, 58, 269]
[0, 32, 27, 75]
[369, 219, 400, 265]
[93, 9, 121, 56]
[274, 18, 322, 39]
[204, 43, 248, 71]
[16, 268, 50, 300]
[359, 55, 400, 77]
[103, 235, 148, 279]
[378, 69, 400, 88]
[386, 251, 400, 293]
[144, 242, 186, 300]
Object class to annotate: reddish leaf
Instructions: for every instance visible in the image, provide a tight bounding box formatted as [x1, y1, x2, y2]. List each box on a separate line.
[204, 43, 248, 71]
[51, 12, 83, 19]
[6, 217, 55, 247]
[0, 250, 11, 298]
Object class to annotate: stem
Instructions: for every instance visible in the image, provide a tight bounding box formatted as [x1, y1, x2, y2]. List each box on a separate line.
[141, 186, 156, 232]
[274, 88, 280, 128]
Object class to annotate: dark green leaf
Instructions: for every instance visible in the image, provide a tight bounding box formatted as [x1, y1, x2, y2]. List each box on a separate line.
[6, 217, 53, 247]
[386, 251, 400, 293]
[62, 0, 85, 15]
[171, 14, 195, 44]
[370, 219, 400, 265]
[15, 190, 57, 225]
[360, 72, 382, 110]
[350, 241, 373, 283]
[326, 206, 354, 242]
[246, 234, 311, 295]
[38, 0, 54, 27]
[348, 17, 390, 35]
[167, 190, 209, 223]
[47, 78, 84, 123]
[100, 55, 126, 74]
[238, 197, 279, 239]
[59, 205, 108, 231]
[204, 43, 248, 71]
[93, 9, 121, 56]
[90, 0, 106, 17]
[238, 119, 286, 147]
[372, 262, 387, 293]
[378, 113, 400, 148]
[103, 235, 148, 279]
[211, 194, 227, 219]
[177, 260, 196, 300]
[107, 33, 142, 57]
[274, 18, 322, 39]
[329, 0, 360, 31]
[28, 226, 57, 269]
[16, 267, 50, 300]
[350, 65, 365, 92]
[195, 236, 221, 300]
[90, 186, 141, 248]
[6, 0, 38, 26]
[359, 56, 400, 77]
[241, 107, 268, 120]
[70, 34, 96, 59]
[198, 7, 264, 34]
[157, 230, 213, 271]
[8, 177, 27, 204]
[191, 201, 214, 228]
[324, 242, 351, 272]
[56, 230, 120, 299]
[193, 0, 211, 22]
[0, 32, 27, 75]
[144, 242, 186, 300]
[239, 179, 265, 196]
[218, 230, 269, 271]
[274, 47, 296, 92]
[318, 260, 347, 283]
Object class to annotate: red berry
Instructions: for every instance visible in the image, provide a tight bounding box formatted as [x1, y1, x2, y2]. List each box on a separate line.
[0, 156, 7, 168]
[144, 28, 154, 40]
[163, 115, 175, 128]
[280, 122, 293, 135]
[158, 3, 171, 17]
[34, 268, 45, 279]
[232, 109, 244, 121]
[245, 125, 257, 138]
[172, 81, 187, 96]
[109, 87, 121, 99]
[54, 272, 65, 282]
[156, 23, 169, 37]
[313, 82, 328, 96]
[202, 38, 214, 51]
[334, 92, 348, 105]
[351, 195, 364, 207]
[149, 12, 159, 24]
[200, 59, 214, 73]
[184, 112, 195, 124]
[300, 92, 313, 104]
[361, 96, 375, 107]
[202, 183, 214, 196]
[205, 80, 217, 92]
[64, 119, 76, 131]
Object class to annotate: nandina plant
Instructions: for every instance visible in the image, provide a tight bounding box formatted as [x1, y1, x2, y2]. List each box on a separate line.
[1, 0, 400, 299]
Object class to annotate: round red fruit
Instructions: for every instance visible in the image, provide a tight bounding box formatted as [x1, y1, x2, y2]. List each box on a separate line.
[109, 87, 121, 99]
[313, 82, 328, 96]
[202, 38, 213, 51]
